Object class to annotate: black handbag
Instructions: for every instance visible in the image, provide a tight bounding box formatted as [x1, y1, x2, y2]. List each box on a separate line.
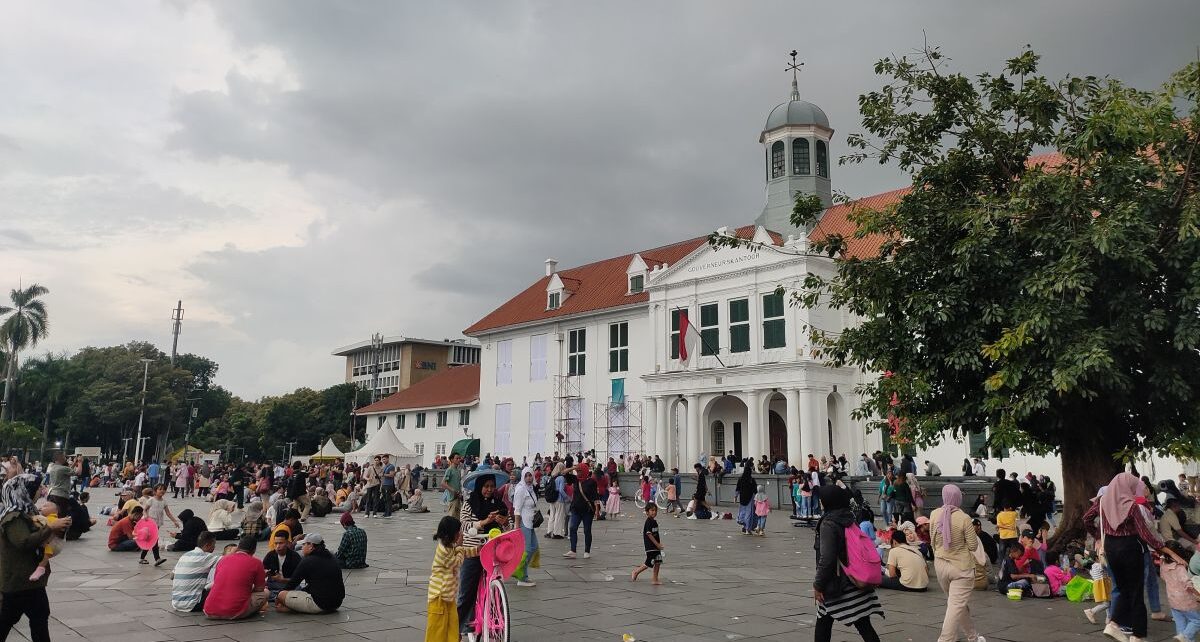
[532, 510, 545, 529]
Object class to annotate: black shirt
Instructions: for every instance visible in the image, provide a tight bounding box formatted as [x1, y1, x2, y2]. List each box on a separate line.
[642, 518, 660, 552]
[571, 478, 597, 514]
[287, 471, 308, 500]
[285, 549, 345, 611]
[263, 549, 301, 579]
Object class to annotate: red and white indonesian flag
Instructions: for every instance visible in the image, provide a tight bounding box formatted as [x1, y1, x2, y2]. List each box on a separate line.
[678, 311, 702, 362]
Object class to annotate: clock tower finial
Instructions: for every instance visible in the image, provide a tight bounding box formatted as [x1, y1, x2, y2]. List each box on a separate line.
[786, 50, 804, 101]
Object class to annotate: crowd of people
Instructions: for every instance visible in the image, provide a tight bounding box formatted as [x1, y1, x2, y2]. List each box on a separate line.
[6, 446, 1200, 642]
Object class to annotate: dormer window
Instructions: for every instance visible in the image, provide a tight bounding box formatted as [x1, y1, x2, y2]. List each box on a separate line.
[628, 274, 644, 294]
[547, 292, 561, 310]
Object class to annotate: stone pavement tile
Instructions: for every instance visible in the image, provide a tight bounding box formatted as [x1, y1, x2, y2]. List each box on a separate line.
[356, 628, 424, 642]
[332, 618, 402, 634]
[156, 625, 249, 642]
[86, 630, 174, 642]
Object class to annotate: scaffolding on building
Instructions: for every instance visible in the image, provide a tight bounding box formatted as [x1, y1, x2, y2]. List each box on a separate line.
[593, 399, 644, 461]
[553, 375, 585, 455]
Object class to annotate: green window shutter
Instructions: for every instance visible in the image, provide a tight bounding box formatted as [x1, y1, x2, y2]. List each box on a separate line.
[730, 325, 750, 353]
[729, 299, 749, 323]
[701, 328, 719, 356]
[763, 319, 786, 349]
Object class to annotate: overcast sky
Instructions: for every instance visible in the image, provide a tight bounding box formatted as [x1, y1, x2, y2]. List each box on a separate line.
[2, 1, 1197, 399]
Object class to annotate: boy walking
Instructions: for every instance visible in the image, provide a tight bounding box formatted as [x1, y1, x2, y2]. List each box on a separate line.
[631, 504, 663, 585]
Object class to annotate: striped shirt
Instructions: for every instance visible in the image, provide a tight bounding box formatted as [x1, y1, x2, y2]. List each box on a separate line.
[170, 549, 219, 612]
[427, 543, 479, 602]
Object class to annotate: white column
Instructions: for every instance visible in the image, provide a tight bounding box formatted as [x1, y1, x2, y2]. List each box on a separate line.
[744, 390, 762, 461]
[657, 397, 671, 466]
[644, 396, 658, 461]
[785, 388, 802, 467]
[685, 394, 701, 466]
[799, 388, 829, 457]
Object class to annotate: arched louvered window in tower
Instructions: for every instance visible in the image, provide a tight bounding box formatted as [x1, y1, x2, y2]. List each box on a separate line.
[771, 141, 785, 179]
[816, 140, 829, 178]
[792, 138, 810, 175]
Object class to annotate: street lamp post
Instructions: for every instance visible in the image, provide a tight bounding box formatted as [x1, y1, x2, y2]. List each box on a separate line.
[133, 358, 153, 465]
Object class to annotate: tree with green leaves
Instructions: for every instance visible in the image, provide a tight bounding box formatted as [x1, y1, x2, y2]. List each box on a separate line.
[717, 47, 1200, 545]
[17, 353, 73, 460]
[0, 284, 49, 421]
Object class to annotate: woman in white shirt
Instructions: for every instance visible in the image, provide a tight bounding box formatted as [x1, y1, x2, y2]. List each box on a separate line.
[511, 467, 540, 588]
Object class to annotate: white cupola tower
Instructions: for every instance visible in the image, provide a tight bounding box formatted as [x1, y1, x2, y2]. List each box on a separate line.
[755, 52, 834, 234]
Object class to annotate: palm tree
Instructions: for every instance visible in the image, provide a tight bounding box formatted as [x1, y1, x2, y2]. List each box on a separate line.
[20, 354, 70, 461]
[0, 284, 49, 421]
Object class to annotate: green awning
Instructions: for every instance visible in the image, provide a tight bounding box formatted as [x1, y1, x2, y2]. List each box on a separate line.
[451, 438, 480, 458]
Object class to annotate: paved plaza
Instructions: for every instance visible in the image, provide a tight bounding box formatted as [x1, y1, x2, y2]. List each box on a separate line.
[22, 495, 1178, 642]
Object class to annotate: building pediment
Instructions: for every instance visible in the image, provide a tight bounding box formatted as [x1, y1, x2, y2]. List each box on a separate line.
[647, 226, 800, 287]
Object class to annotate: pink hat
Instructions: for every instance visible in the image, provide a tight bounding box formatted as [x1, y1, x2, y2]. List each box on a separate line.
[915, 516, 930, 526]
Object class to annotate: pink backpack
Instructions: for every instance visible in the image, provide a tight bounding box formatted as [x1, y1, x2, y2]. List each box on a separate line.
[753, 499, 770, 517]
[840, 523, 882, 589]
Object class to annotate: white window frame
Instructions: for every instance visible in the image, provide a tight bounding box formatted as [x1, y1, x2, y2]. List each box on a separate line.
[414, 442, 425, 455]
[436, 410, 448, 427]
[397, 414, 406, 429]
[458, 409, 471, 426]
[434, 442, 445, 456]
[529, 334, 548, 382]
[495, 404, 512, 455]
[528, 401, 546, 455]
[609, 321, 628, 373]
[628, 274, 644, 294]
[496, 339, 513, 385]
[416, 412, 427, 428]
[547, 292, 561, 310]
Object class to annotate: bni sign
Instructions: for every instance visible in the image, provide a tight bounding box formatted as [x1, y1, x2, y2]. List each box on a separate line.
[416, 361, 438, 370]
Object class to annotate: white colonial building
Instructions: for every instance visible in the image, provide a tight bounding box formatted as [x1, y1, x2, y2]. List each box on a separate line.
[459, 74, 1191, 489]
[355, 364, 479, 464]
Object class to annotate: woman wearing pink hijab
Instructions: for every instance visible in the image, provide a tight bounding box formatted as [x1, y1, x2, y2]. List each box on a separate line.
[1084, 471, 1170, 642]
[929, 483, 984, 642]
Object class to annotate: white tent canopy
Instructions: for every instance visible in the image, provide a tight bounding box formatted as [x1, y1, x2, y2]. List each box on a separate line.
[309, 438, 345, 460]
[344, 427, 422, 468]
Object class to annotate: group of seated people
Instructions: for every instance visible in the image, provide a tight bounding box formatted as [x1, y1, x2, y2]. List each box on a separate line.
[106, 492, 370, 572]
[169, 529, 347, 619]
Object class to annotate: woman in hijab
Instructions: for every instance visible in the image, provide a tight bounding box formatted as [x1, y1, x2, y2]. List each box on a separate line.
[167, 509, 207, 552]
[206, 499, 239, 540]
[0, 474, 69, 642]
[511, 467, 540, 587]
[961, 459, 974, 476]
[736, 462, 757, 533]
[457, 475, 509, 636]
[813, 485, 883, 642]
[545, 462, 568, 540]
[1084, 471, 1172, 641]
[240, 501, 268, 541]
[334, 512, 367, 569]
[929, 483, 984, 642]
[906, 473, 925, 517]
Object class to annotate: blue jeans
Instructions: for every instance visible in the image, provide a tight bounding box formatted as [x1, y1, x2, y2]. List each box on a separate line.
[737, 503, 753, 529]
[568, 510, 593, 553]
[1172, 608, 1200, 642]
[1007, 579, 1031, 591]
[755, 515, 767, 531]
[880, 499, 892, 525]
[1145, 550, 1162, 613]
[516, 526, 537, 581]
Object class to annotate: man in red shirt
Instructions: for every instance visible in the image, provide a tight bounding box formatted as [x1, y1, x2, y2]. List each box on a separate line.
[204, 536, 268, 620]
[108, 505, 142, 551]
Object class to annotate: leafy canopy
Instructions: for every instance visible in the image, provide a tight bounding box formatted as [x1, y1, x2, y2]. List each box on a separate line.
[795, 47, 1200, 462]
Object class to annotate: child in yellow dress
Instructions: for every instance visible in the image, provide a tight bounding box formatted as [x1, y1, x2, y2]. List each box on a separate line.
[30, 502, 62, 581]
[426, 516, 480, 642]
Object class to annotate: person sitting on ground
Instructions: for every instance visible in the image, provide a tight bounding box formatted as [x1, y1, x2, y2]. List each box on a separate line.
[276, 533, 345, 614]
[170, 531, 220, 613]
[880, 530, 929, 591]
[334, 512, 368, 569]
[270, 509, 304, 546]
[998, 542, 1041, 595]
[263, 531, 301, 600]
[206, 499, 240, 540]
[972, 519, 998, 564]
[240, 501, 269, 542]
[204, 535, 268, 620]
[107, 505, 144, 552]
[1160, 497, 1199, 550]
[309, 488, 333, 518]
[168, 509, 209, 552]
[1016, 529, 1045, 572]
[406, 487, 429, 513]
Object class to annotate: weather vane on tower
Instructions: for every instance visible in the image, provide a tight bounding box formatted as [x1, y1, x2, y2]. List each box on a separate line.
[787, 50, 804, 100]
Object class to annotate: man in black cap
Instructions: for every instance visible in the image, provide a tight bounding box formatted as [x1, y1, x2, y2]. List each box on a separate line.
[276, 533, 345, 614]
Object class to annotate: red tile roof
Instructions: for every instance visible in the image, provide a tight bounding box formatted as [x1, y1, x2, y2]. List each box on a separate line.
[466, 153, 1068, 333]
[463, 225, 768, 335]
[356, 365, 480, 414]
[810, 152, 1067, 260]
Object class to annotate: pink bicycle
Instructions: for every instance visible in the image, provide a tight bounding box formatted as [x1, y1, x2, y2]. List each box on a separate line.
[471, 529, 525, 642]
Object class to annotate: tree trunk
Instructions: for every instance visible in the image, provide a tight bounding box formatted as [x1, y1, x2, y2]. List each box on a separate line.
[1047, 432, 1122, 554]
[38, 398, 52, 463]
[0, 352, 15, 422]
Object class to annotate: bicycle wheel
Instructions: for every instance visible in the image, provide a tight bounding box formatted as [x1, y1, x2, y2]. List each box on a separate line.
[655, 489, 669, 509]
[483, 577, 510, 642]
[633, 494, 646, 510]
